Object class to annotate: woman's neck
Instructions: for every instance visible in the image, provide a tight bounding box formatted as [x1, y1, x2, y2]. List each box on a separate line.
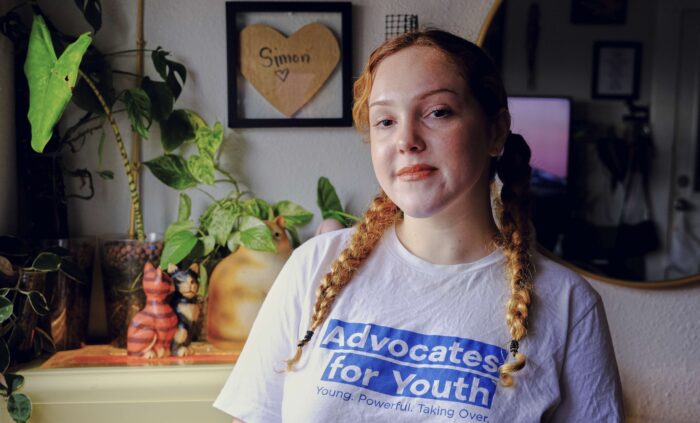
[395, 200, 499, 265]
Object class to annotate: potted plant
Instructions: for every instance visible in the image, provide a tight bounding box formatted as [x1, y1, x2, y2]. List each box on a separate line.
[20, 8, 229, 345]
[0, 238, 87, 423]
[157, 170, 313, 343]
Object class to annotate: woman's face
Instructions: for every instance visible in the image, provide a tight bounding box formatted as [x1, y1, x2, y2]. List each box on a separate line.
[368, 46, 503, 220]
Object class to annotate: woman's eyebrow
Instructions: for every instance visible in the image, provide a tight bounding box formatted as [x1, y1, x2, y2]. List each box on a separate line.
[369, 88, 459, 108]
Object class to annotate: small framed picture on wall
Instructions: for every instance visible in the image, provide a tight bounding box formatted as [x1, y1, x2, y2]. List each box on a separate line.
[591, 41, 642, 100]
[226, 1, 352, 127]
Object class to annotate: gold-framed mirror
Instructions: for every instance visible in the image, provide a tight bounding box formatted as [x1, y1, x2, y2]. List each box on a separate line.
[478, 0, 700, 288]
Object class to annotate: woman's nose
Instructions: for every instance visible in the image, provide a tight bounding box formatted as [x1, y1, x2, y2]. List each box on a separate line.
[396, 120, 426, 153]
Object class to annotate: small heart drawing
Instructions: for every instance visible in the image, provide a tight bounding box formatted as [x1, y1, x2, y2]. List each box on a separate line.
[240, 23, 341, 117]
[275, 68, 289, 82]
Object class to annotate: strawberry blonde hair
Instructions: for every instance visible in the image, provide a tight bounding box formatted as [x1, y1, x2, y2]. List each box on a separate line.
[287, 29, 534, 387]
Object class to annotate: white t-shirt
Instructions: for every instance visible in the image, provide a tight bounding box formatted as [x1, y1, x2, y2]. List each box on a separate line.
[214, 227, 624, 422]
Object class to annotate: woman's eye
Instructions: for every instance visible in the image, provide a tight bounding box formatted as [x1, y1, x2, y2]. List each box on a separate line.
[429, 108, 451, 118]
[375, 119, 394, 128]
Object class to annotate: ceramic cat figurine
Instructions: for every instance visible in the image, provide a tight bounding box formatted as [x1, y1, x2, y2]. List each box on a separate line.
[207, 216, 292, 350]
[126, 262, 178, 358]
[167, 263, 201, 357]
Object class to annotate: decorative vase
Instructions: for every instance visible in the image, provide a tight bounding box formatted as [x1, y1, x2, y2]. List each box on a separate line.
[206, 219, 292, 351]
[40, 237, 95, 351]
[99, 233, 162, 348]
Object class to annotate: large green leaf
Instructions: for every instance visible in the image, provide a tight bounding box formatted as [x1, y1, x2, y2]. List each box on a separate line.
[124, 87, 151, 139]
[238, 216, 276, 252]
[0, 296, 13, 324]
[160, 231, 198, 268]
[317, 177, 343, 217]
[208, 205, 237, 246]
[164, 220, 195, 242]
[152, 47, 186, 99]
[195, 121, 223, 159]
[160, 109, 195, 151]
[74, 0, 102, 33]
[144, 154, 197, 190]
[25, 15, 92, 153]
[8, 392, 32, 422]
[275, 201, 313, 228]
[141, 76, 173, 121]
[187, 154, 215, 185]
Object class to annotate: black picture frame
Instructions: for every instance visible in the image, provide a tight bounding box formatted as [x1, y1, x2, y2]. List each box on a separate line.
[226, 1, 352, 128]
[591, 41, 641, 100]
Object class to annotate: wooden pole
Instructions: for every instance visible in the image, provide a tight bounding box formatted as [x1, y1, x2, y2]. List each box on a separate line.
[128, 0, 145, 239]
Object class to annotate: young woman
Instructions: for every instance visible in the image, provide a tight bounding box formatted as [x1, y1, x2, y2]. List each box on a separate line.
[214, 29, 624, 422]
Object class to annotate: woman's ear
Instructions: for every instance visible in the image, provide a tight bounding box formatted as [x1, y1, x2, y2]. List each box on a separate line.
[489, 109, 510, 157]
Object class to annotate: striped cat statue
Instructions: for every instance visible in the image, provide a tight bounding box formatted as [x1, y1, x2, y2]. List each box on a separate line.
[126, 262, 178, 358]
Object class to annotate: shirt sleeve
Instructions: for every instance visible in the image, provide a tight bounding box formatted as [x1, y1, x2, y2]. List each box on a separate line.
[212, 250, 305, 423]
[548, 299, 625, 422]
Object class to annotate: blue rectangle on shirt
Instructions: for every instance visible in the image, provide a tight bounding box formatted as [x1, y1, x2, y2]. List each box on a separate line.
[321, 351, 498, 409]
[319, 319, 506, 378]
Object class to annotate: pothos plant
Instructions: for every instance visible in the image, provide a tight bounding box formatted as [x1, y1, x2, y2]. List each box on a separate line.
[158, 185, 313, 298]
[0, 238, 86, 423]
[23, 9, 216, 241]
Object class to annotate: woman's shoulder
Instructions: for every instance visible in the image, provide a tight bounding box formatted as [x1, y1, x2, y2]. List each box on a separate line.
[288, 227, 354, 269]
[531, 251, 602, 323]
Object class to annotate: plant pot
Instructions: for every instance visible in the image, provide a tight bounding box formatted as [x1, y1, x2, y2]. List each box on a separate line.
[4, 270, 52, 365]
[40, 237, 95, 351]
[99, 234, 162, 348]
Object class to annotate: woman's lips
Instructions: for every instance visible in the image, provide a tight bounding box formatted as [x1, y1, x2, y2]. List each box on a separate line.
[397, 164, 437, 181]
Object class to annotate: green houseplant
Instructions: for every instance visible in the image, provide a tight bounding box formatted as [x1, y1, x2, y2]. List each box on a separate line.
[0, 237, 87, 423]
[21, 9, 230, 345]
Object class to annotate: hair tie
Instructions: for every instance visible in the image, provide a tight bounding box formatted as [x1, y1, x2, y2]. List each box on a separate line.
[297, 330, 315, 347]
[509, 339, 519, 357]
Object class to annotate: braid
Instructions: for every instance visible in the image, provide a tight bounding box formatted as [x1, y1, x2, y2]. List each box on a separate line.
[493, 133, 535, 387]
[285, 192, 401, 370]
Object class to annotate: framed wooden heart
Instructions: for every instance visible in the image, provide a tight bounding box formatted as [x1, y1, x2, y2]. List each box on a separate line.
[240, 23, 340, 117]
[226, 1, 352, 128]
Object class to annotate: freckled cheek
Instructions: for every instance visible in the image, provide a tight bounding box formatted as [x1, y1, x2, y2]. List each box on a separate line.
[370, 144, 391, 182]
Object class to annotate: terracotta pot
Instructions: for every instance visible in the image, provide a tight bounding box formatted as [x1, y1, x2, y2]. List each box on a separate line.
[99, 234, 162, 348]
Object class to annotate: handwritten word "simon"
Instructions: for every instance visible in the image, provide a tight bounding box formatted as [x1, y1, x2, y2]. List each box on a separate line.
[259, 47, 311, 68]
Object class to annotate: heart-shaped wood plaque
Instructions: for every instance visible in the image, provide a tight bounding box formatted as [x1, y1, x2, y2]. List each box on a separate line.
[240, 23, 341, 117]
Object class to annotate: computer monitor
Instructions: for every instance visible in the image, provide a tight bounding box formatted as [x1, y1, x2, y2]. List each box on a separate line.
[507, 96, 572, 250]
[507, 96, 571, 193]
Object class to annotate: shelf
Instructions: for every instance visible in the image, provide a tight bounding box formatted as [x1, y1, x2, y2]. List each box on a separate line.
[1, 344, 238, 423]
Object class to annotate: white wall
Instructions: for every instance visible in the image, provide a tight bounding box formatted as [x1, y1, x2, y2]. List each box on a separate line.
[15, 0, 700, 422]
[36, 0, 491, 239]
